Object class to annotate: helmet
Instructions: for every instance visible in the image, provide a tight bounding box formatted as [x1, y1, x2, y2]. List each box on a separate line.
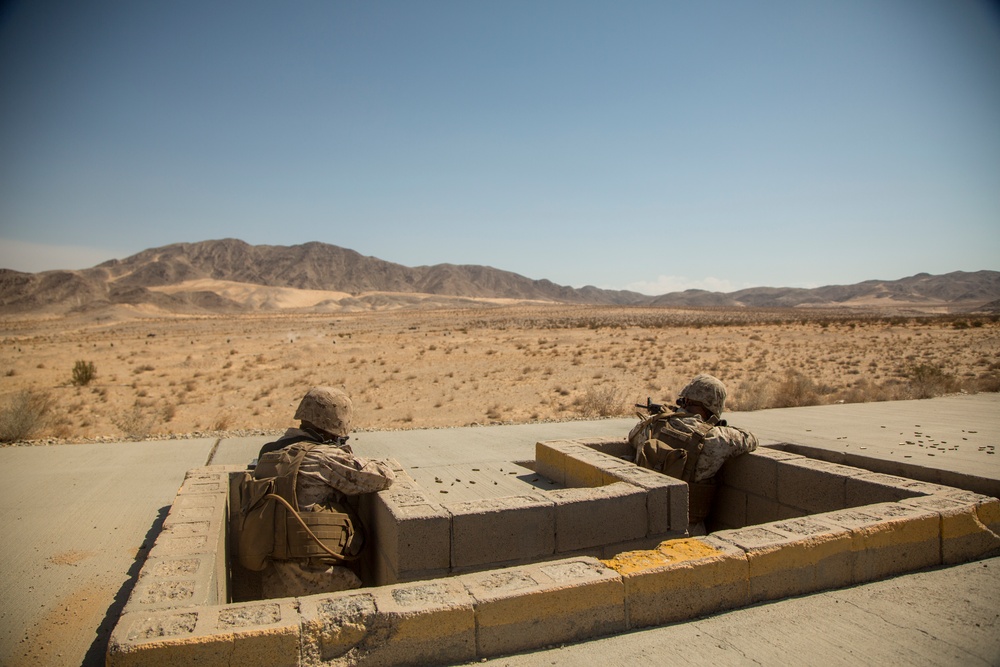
[294, 387, 353, 437]
[678, 374, 727, 418]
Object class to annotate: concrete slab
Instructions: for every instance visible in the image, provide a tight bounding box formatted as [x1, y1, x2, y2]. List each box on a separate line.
[3, 394, 1000, 667]
[479, 555, 1000, 667]
[0, 438, 216, 667]
[735, 393, 1000, 497]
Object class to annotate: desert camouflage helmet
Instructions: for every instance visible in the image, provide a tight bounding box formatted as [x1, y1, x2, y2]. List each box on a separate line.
[678, 374, 727, 418]
[294, 387, 353, 437]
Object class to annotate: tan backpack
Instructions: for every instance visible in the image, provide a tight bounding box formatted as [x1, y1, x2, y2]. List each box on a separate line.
[628, 410, 718, 525]
[235, 442, 363, 572]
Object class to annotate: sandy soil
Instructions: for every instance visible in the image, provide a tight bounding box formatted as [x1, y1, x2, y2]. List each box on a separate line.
[0, 305, 997, 443]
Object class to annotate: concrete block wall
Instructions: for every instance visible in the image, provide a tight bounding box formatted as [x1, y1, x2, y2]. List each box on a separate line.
[108, 450, 1000, 666]
[713, 447, 926, 530]
[122, 466, 243, 619]
[366, 439, 689, 585]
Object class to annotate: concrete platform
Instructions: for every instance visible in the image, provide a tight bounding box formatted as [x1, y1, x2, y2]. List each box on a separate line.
[1, 394, 998, 666]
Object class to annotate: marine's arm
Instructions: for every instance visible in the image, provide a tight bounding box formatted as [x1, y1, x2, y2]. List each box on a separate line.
[694, 424, 759, 481]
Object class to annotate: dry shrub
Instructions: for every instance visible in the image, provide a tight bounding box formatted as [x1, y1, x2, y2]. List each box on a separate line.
[732, 370, 822, 410]
[112, 403, 155, 440]
[730, 377, 776, 412]
[0, 390, 54, 442]
[907, 364, 957, 399]
[773, 370, 823, 407]
[839, 378, 903, 404]
[212, 411, 233, 431]
[576, 386, 628, 418]
[71, 360, 97, 386]
[972, 373, 1000, 393]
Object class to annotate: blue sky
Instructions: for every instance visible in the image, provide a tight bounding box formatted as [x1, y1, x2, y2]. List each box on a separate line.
[1, 1, 998, 295]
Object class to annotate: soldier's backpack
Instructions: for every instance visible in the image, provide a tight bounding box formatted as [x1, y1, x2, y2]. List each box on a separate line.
[627, 409, 718, 525]
[235, 442, 364, 572]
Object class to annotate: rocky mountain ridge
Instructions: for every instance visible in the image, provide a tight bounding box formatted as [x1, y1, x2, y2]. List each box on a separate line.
[0, 238, 997, 316]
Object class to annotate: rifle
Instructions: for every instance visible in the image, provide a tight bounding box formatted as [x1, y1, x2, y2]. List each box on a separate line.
[634, 397, 667, 415]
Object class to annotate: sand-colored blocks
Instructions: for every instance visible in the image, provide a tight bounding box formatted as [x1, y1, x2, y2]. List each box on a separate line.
[446, 494, 556, 569]
[541, 482, 647, 552]
[776, 457, 856, 514]
[110, 442, 1000, 667]
[107, 599, 301, 667]
[602, 536, 748, 628]
[534, 440, 629, 488]
[846, 471, 924, 506]
[820, 502, 941, 583]
[462, 557, 624, 657]
[125, 554, 223, 614]
[300, 579, 476, 667]
[714, 517, 853, 602]
[601, 464, 686, 533]
[536, 438, 689, 535]
[901, 493, 1000, 564]
[365, 481, 451, 584]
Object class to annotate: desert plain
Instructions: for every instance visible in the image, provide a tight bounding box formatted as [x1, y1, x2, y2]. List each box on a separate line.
[1, 305, 998, 444]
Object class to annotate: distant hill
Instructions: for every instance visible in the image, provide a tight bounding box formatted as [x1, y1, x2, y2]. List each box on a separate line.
[0, 238, 997, 316]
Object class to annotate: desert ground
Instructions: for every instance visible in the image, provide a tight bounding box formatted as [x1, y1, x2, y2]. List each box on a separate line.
[1, 305, 998, 444]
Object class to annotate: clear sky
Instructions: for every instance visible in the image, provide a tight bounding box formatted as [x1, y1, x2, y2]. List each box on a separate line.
[1, 1, 998, 295]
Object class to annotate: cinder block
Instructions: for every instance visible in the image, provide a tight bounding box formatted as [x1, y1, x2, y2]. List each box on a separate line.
[536, 440, 634, 489]
[371, 579, 477, 666]
[370, 542, 450, 586]
[577, 438, 632, 459]
[147, 514, 226, 561]
[601, 536, 748, 629]
[447, 494, 555, 569]
[821, 502, 940, 583]
[602, 462, 686, 535]
[534, 440, 572, 486]
[370, 487, 451, 582]
[938, 469, 1000, 499]
[463, 556, 624, 657]
[542, 482, 647, 553]
[178, 469, 230, 496]
[846, 472, 923, 507]
[107, 600, 300, 667]
[713, 517, 853, 603]
[746, 493, 784, 526]
[599, 534, 680, 559]
[164, 490, 229, 601]
[717, 451, 781, 500]
[896, 479, 955, 497]
[669, 482, 689, 533]
[125, 554, 220, 614]
[299, 581, 476, 667]
[711, 485, 747, 530]
[299, 591, 378, 664]
[776, 458, 850, 514]
[901, 494, 1000, 564]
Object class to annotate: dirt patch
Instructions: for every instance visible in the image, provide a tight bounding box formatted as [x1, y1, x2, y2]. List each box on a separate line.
[8, 580, 112, 667]
[47, 550, 95, 566]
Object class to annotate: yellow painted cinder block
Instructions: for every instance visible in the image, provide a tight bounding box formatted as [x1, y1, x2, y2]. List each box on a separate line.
[602, 536, 749, 629]
[939, 499, 1000, 564]
[713, 518, 854, 603]
[847, 504, 941, 583]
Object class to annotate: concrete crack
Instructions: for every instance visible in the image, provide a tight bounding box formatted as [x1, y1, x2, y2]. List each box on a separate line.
[834, 596, 992, 666]
[692, 622, 764, 665]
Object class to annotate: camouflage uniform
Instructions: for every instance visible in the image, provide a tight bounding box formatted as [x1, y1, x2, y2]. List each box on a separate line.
[628, 375, 757, 530]
[255, 388, 395, 599]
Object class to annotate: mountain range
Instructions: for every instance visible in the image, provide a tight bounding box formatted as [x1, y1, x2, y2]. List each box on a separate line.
[1, 238, 997, 316]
